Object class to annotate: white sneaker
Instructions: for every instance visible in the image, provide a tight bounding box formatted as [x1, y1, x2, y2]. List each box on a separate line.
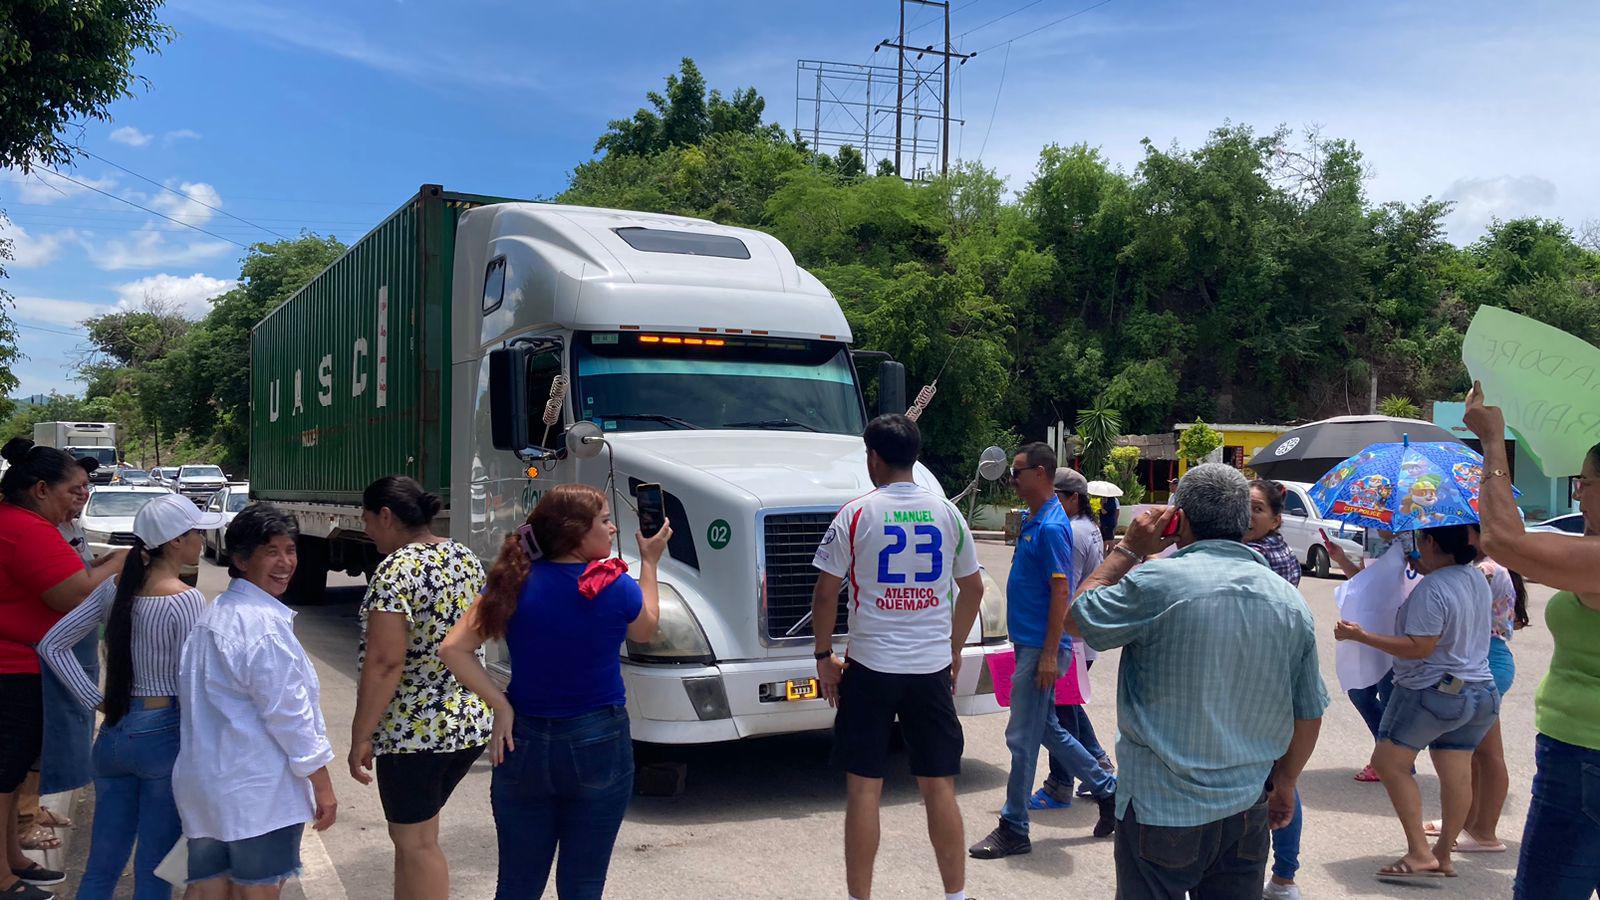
[1263, 882, 1301, 900]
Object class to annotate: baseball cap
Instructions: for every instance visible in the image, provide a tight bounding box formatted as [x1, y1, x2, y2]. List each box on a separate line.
[76, 457, 99, 474]
[1053, 467, 1089, 495]
[134, 493, 227, 547]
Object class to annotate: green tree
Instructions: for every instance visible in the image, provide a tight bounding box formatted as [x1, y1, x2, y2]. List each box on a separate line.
[593, 58, 773, 158]
[835, 145, 865, 179]
[1074, 402, 1121, 478]
[0, 0, 172, 408]
[1378, 395, 1422, 419]
[1177, 420, 1223, 464]
[1105, 445, 1146, 505]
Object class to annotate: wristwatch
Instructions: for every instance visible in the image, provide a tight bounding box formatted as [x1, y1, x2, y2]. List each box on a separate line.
[814, 649, 834, 660]
[1485, 467, 1509, 481]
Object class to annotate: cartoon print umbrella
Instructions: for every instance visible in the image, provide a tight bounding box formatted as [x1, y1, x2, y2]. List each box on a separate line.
[1307, 439, 1514, 533]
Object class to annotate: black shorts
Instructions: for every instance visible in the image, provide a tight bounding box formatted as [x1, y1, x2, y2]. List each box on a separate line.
[0, 674, 43, 792]
[831, 661, 963, 779]
[375, 744, 486, 825]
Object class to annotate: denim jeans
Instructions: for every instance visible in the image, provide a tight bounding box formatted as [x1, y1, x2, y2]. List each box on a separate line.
[1513, 734, 1600, 900]
[1113, 792, 1271, 900]
[1002, 645, 1116, 834]
[1269, 790, 1301, 881]
[38, 632, 98, 794]
[1045, 659, 1106, 792]
[79, 703, 182, 900]
[1346, 670, 1394, 740]
[491, 706, 633, 900]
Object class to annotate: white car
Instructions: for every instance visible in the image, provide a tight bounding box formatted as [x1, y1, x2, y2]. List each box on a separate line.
[1529, 513, 1584, 536]
[1277, 481, 1367, 578]
[173, 464, 227, 506]
[80, 486, 200, 585]
[201, 483, 252, 561]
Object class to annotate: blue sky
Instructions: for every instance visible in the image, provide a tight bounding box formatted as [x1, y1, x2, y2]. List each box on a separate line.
[3, 0, 1595, 399]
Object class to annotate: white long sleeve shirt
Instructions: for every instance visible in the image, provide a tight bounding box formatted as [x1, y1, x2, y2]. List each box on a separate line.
[173, 578, 334, 842]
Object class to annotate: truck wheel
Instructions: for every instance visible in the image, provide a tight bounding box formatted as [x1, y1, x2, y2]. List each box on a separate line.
[1309, 546, 1331, 579]
[287, 535, 329, 605]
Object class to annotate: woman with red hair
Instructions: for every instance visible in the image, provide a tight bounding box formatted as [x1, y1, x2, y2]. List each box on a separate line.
[441, 484, 670, 900]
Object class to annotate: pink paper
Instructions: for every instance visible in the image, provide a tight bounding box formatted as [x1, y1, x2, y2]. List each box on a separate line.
[987, 648, 1090, 707]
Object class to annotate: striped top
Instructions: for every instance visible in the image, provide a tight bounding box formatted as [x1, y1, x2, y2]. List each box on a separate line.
[38, 578, 208, 710]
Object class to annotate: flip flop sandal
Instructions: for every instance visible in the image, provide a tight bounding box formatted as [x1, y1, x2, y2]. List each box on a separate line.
[1354, 765, 1381, 782]
[1377, 859, 1455, 878]
[18, 824, 60, 851]
[1454, 835, 1508, 853]
[1423, 819, 1443, 835]
[36, 808, 73, 829]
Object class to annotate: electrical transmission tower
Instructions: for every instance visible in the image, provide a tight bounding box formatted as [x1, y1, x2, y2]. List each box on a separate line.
[795, 0, 973, 181]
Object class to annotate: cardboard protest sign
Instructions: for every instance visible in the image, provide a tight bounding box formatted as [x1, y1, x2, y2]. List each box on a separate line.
[1462, 305, 1600, 476]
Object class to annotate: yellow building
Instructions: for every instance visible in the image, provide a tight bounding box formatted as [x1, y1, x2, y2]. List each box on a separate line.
[1173, 423, 1294, 477]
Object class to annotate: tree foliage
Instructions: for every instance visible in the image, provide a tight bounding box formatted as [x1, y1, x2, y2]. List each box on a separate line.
[1105, 445, 1146, 505]
[1075, 402, 1121, 479]
[1378, 395, 1422, 419]
[1177, 420, 1223, 464]
[561, 65, 1600, 485]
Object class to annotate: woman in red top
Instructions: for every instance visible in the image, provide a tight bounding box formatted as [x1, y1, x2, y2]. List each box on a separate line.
[0, 439, 125, 898]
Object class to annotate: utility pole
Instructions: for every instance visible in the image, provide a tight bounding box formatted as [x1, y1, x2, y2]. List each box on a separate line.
[878, 0, 974, 177]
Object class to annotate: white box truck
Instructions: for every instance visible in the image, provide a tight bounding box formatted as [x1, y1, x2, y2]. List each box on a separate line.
[33, 421, 120, 484]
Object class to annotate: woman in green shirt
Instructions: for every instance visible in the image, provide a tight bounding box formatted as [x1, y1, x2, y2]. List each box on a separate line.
[1464, 383, 1600, 900]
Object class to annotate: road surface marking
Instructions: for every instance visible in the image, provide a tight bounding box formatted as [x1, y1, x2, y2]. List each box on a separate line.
[299, 827, 349, 900]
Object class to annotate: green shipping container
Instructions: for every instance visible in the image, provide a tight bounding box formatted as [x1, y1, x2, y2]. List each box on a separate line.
[250, 185, 521, 505]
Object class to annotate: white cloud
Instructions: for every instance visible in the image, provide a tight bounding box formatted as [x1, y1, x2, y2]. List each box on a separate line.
[1440, 176, 1559, 242]
[0, 220, 75, 268]
[109, 126, 154, 148]
[88, 228, 234, 271]
[164, 129, 202, 144]
[10, 296, 114, 329]
[112, 272, 234, 318]
[3, 168, 120, 205]
[150, 181, 222, 227]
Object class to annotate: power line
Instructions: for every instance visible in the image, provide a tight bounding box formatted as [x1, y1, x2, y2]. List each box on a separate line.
[78, 150, 290, 240]
[908, 0, 984, 35]
[34, 168, 249, 249]
[979, 42, 1011, 159]
[975, 0, 1115, 54]
[13, 321, 86, 339]
[960, 0, 1049, 39]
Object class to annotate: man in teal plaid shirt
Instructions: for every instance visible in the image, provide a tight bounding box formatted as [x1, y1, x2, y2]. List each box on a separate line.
[1068, 463, 1329, 900]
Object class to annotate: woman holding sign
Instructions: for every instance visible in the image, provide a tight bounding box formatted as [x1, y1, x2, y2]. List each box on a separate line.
[1464, 382, 1600, 900]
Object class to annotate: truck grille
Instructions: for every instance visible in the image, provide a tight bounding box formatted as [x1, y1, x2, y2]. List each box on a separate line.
[109, 532, 138, 546]
[764, 512, 848, 641]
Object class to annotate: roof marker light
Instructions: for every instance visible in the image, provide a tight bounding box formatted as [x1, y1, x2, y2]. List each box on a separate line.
[639, 335, 661, 343]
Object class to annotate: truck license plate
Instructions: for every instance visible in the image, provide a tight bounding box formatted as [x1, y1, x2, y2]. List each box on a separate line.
[785, 678, 819, 701]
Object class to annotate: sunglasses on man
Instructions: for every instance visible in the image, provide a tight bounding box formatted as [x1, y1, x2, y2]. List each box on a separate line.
[1010, 464, 1043, 481]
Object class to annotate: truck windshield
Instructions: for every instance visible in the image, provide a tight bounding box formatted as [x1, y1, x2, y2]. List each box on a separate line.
[573, 332, 865, 435]
[182, 466, 223, 478]
[72, 448, 118, 466]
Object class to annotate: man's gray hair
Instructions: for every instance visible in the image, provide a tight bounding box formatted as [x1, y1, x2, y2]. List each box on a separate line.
[1173, 463, 1251, 542]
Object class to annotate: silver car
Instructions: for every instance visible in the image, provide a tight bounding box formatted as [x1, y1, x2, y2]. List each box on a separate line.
[202, 483, 252, 561]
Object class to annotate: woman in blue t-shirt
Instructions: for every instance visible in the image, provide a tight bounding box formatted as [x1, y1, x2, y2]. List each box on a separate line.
[442, 484, 669, 900]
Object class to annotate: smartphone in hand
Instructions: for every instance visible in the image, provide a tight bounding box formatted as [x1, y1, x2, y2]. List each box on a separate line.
[636, 483, 666, 538]
[1162, 509, 1183, 537]
[1318, 527, 1331, 545]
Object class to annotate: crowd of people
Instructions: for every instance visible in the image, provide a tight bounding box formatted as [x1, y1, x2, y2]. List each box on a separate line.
[0, 380, 1594, 899]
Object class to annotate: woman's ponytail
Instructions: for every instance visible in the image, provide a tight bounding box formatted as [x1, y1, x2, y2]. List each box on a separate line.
[102, 539, 159, 726]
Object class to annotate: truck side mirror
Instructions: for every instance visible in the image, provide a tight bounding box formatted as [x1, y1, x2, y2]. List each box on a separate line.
[488, 346, 532, 453]
[877, 360, 907, 416]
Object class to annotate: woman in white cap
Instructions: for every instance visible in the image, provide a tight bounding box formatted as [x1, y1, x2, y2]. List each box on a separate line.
[39, 492, 225, 900]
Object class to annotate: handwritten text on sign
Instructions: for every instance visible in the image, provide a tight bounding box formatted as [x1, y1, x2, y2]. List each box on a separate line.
[1462, 305, 1600, 476]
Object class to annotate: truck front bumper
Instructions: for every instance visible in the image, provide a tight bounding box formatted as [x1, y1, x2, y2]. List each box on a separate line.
[622, 643, 1007, 745]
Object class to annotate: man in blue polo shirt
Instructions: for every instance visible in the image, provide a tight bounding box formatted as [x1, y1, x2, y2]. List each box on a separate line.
[970, 442, 1118, 860]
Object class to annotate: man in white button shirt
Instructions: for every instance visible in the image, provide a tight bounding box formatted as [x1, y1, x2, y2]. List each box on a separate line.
[811, 414, 985, 900]
[174, 504, 337, 896]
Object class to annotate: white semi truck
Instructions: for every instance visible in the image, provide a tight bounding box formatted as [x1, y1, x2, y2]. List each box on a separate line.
[33, 421, 120, 484]
[250, 186, 1008, 745]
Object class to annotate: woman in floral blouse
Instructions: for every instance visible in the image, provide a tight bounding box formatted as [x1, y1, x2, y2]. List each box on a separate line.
[348, 476, 491, 900]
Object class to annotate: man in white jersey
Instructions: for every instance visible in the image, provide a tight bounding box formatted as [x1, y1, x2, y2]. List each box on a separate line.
[812, 414, 985, 900]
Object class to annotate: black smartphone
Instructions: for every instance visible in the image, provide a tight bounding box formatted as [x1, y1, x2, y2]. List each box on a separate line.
[636, 483, 665, 538]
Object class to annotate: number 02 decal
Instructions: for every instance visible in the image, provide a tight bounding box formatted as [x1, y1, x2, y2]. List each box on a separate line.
[877, 524, 944, 584]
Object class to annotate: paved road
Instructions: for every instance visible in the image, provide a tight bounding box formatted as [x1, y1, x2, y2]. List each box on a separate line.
[70, 546, 1545, 898]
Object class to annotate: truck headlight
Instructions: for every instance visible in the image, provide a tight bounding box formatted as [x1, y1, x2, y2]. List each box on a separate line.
[978, 569, 1008, 644]
[625, 583, 714, 664]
